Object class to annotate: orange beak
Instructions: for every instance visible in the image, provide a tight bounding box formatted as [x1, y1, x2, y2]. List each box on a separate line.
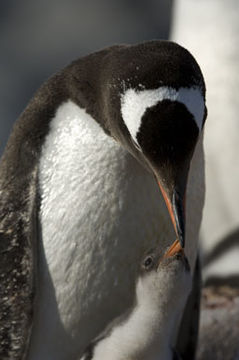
[158, 178, 186, 251]
[163, 238, 184, 258]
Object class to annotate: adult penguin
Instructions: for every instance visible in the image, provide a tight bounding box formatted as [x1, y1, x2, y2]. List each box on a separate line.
[0, 41, 207, 360]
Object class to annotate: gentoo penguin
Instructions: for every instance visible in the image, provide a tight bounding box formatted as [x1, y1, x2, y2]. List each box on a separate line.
[80, 241, 192, 360]
[0, 41, 207, 360]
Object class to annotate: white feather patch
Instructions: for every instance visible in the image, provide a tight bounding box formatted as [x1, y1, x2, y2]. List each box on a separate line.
[120, 86, 205, 145]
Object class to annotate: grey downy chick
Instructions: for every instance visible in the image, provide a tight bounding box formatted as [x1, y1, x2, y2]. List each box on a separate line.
[80, 246, 192, 360]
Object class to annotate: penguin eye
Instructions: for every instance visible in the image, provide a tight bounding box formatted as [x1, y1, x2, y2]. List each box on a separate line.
[142, 255, 155, 271]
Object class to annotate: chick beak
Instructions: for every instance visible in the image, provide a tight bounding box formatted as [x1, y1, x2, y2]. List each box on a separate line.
[163, 238, 183, 258]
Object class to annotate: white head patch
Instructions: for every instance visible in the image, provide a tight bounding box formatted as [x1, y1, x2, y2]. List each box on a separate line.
[120, 86, 205, 146]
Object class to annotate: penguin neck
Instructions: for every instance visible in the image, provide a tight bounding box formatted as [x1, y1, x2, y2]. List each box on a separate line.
[63, 55, 115, 137]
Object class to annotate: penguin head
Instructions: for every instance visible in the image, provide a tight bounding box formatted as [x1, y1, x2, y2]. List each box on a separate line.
[102, 41, 207, 249]
[137, 244, 192, 307]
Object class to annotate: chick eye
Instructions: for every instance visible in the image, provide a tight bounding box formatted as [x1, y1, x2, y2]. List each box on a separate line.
[142, 255, 154, 271]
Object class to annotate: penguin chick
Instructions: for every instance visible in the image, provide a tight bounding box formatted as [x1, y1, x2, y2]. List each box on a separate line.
[80, 245, 192, 360]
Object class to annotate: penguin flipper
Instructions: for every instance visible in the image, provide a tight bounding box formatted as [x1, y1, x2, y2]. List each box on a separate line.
[0, 165, 38, 360]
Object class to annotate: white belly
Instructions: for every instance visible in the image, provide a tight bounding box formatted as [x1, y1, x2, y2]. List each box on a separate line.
[27, 100, 204, 359]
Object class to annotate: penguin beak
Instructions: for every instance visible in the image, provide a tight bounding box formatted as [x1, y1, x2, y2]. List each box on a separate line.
[162, 238, 183, 258]
[157, 173, 187, 249]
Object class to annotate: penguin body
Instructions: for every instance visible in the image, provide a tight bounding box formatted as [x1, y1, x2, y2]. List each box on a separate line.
[0, 41, 207, 359]
[29, 100, 167, 359]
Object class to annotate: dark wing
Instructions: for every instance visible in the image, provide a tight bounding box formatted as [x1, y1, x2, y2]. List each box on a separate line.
[0, 155, 38, 359]
[0, 71, 58, 359]
[0, 57, 71, 359]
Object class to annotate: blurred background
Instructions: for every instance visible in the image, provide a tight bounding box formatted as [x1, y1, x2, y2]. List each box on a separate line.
[172, 0, 239, 287]
[0, 0, 173, 154]
[1, 0, 239, 303]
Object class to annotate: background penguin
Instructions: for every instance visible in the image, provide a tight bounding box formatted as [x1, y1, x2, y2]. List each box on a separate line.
[0, 41, 207, 359]
[171, 0, 239, 289]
